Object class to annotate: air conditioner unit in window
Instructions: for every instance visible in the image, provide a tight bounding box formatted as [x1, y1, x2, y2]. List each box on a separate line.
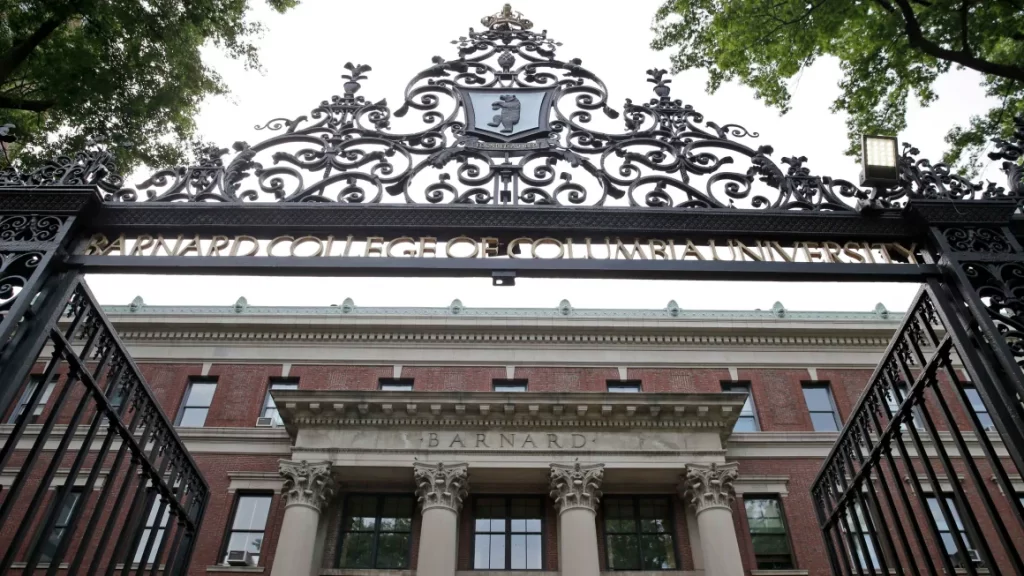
[966, 549, 982, 564]
[225, 550, 257, 567]
[255, 417, 275, 427]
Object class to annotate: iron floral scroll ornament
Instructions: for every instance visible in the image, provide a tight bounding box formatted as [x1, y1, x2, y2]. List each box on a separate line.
[549, 460, 604, 513]
[279, 459, 335, 511]
[681, 462, 738, 513]
[413, 462, 469, 513]
[1, 4, 1022, 210]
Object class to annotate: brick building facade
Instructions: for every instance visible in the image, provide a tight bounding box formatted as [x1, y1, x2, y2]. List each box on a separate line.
[2, 298, 1020, 576]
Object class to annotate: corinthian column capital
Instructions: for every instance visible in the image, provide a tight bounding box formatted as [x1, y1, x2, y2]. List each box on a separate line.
[414, 462, 469, 513]
[279, 459, 334, 512]
[681, 462, 739, 514]
[549, 460, 604, 514]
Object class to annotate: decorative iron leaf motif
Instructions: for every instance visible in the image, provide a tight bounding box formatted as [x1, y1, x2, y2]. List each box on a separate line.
[0, 9, 1021, 210]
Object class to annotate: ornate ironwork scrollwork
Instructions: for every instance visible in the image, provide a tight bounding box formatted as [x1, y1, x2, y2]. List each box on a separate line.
[962, 261, 1024, 370]
[0, 6, 1020, 211]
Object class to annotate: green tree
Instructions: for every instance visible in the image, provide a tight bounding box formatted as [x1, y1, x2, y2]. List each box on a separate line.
[0, 0, 297, 172]
[651, 0, 1024, 175]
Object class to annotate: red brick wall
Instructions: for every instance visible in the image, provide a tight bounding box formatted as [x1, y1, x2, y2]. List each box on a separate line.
[6, 362, 1021, 575]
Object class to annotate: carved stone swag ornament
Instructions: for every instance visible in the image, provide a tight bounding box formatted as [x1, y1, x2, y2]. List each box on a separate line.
[549, 460, 605, 513]
[681, 462, 739, 514]
[279, 459, 335, 511]
[413, 462, 470, 513]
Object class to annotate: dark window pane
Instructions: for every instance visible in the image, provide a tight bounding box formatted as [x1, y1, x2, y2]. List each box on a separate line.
[606, 534, 640, 569]
[752, 534, 791, 556]
[639, 534, 677, 569]
[339, 532, 374, 568]
[810, 412, 839, 432]
[375, 532, 410, 568]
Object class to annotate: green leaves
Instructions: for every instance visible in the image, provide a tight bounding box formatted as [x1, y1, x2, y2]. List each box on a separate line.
[0, 0, 298, 172]
[652, 0, 1024, 175]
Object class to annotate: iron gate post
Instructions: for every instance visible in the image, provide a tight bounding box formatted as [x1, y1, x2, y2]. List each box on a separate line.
[0, 186, 101, 417]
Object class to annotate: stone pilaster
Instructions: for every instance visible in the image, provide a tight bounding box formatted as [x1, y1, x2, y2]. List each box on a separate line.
[413, 462, 468, 576]
[549, 460, 604, 513]
[270, 460, 334, 576]
[549, 461, 604, 576]
[680, 462, 744, 576]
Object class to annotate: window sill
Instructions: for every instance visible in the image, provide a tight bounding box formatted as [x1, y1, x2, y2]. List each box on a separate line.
[10, 563, 70, 569]
[752, 571, 809, 576]
[207, 566, 265, 573]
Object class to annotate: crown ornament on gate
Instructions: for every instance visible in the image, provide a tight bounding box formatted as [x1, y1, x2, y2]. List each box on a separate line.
[1, 6, 1022, 210]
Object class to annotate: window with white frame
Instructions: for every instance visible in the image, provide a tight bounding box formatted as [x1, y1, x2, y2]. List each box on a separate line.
[10, 376, 56, 424]
[723, 382, 759, 432]
[803, 383, 841, 432]
[223, 493, 273, 565]
[926, 495, 981, 568]
[175, 379, 217, 427]
[962, 385, 994, 431]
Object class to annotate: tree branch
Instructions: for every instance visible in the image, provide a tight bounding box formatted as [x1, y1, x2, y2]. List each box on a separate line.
[892, 0, 1024, 82]
[0, 4, 79, 85]
[0, 94, 56, 112]
[960, 0, 971, 55]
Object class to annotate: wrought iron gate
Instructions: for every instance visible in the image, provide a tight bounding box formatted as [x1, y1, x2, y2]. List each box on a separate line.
[0, 276, 208, 575]
[812, 278, 1024, 575]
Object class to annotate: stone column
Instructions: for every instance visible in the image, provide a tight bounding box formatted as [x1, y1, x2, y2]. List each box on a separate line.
[681, 462, 744, 576]
[549, 461, 604, 576]
[270, 460, 334, 576]
[413, 462, 469, 576]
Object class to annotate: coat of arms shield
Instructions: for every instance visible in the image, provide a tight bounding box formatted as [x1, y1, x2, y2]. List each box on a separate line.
[458, 88, 556, 142]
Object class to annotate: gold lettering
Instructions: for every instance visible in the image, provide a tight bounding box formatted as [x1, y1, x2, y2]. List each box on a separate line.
[207, 235, 231, 257]
[584, 237, 610, 260]
[769, 242, 795, 262]
[176, 235, 201, 257]
[129, 235, 154, 256]
[801, 242, 825, 262]
[290, 236, 323, 257]
[419, 237, 437, 258]
[154, 235, 183, 257]
[731, 240, 763, 262]
[566, 238, 575, 259]
[364, 236, 384, 257]
[386, 237, 417, 258]
[648, 239, 669, 260]
[446, 236, 478, 258]
[324, 235, 335, 257]
[102, 234, 126, 256]
[230, 236, 259, 257]
[267, 236, 293, 257]
[615, 238, 647, 260]
[822, 241, 844, 263]
[888, 242, 918, 264]
[871, 243, 893, 263]
[343, 235, 355, 257]
[709, 239, 734, 261]
[507, 237, 531, 259]
[531, 237, 565, 259]
[681, 240, 704, 260]
[480, 237, 499, 258]
[83, 234, 108, 256]
[862, 242, 876, 263]
[843, 242, 866, 263]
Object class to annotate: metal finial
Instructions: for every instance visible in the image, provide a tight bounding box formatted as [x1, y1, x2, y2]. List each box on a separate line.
[481, 4, 534, 30]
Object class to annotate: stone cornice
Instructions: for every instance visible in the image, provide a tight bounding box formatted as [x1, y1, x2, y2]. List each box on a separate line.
[274, 391, 746, 435]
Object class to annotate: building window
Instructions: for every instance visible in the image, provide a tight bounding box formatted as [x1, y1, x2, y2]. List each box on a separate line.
[493, 379, 528, 392]
[223, 493, 272, 565]
[134, 497, 171, 564]
[10, 376, 56, 424]
[40, 489, 82, 563]
[884, 383, 923, 431]
[603, 496, 678, 570]
[175, 379, 217, 427]
[803, 383, 841, 432]
[378, 378, 414, 391]
[843, 501, 880, 570]
[744, 496, 794, 569]
[338, 495, 414, 569]
[607, 380, 642, 393]
[926, 495, 980, 568]
[722, 382, 759, 432]
[473, 496, 543, 570]
[262, 378, 298, 426]
[962, 385, 994, 431]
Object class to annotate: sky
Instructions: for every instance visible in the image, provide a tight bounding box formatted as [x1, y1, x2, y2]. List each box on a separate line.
[86, 0, 1001, 313]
